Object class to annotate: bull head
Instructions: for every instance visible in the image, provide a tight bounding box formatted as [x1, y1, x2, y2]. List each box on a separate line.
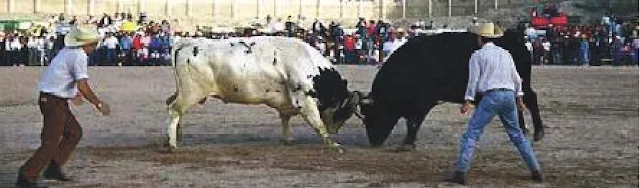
[351, 91, 393, 147]
[319, 91, 366, 134]
[351, 91, 374, 121]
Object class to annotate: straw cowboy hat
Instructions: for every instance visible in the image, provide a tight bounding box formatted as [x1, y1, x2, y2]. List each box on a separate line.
[64, 26, 102, 47]
[470, 22, 504, 38]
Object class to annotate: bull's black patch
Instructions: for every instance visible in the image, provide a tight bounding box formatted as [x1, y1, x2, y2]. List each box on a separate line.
[311, 67, 350, 118]
[273, 51, 278, 65]
[237, 41, 256, 54]
[305, 90, 317, 97]
[193, 46, 199, 56]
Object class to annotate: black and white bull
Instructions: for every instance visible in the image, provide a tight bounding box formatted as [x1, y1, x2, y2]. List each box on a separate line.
[165, 37, 361, 152]
[355, 30, 544, 150]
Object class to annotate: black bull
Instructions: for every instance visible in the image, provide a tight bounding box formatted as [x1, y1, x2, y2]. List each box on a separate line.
[357, 30, 544, 148]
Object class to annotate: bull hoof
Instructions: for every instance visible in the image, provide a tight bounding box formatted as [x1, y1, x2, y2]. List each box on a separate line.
[166, 144, 177, 153]
[395, 144, 416, 152]
[330, 144, 345, 154]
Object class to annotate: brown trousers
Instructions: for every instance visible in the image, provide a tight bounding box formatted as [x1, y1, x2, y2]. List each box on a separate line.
[20, 93, 82, 180]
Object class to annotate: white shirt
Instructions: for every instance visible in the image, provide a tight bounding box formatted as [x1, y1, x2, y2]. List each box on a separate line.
[542, 41, 551, 51]
[525, 41, 533, 52]
[103, 36, 119, 49]
[38, 47, 89, 98]
[7, 38, 21, 51]
[464, 42, 523, 101]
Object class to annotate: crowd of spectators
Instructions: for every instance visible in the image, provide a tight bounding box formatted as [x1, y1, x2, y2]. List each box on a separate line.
[0, 12, 637, 67]
[521, 13, 639, 66]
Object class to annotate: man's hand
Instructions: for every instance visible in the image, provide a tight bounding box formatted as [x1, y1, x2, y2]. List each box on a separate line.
[460, 101, 473, 115]
[516, 97, 527, 112]
[76, 79, 110, 116]
[96, 102, 111, 116]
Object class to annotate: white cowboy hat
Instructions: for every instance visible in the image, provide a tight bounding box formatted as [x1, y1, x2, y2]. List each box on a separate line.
[470, 22, 504, 38]
[64, 26, 101, 47]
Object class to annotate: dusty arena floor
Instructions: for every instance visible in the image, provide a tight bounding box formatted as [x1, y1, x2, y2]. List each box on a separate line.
[0, 65, 637, 188]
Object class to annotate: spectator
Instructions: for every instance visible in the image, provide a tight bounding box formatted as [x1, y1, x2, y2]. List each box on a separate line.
[542, 38, 551, 65]
[45, 36, 55, 65]
[132, 32, 145, 65]
[98, 13, 112, 28]
[36, 36, 46, 66]
[161, 20, 172, 34]
[355, 34, 363, 64]
[612, 36, 623, 66]
[343, 34, 355, 64]
[102, 33, 119, 66]
[68, 16, 78, 25]
[285, 16, 295, 37]
[633, 35, 639, 66]
[119, 33, 133, 66]
[312, 19, 324, 36]
[27, 36, 38, 65]
[579, 35, 589, 66]
[149, 33, 164, 66]
[18, 36, 29, 66]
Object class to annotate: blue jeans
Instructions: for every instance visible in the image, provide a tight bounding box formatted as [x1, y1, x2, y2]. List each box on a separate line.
[580, 49, 589, 65]
[455, 90, 540, 172]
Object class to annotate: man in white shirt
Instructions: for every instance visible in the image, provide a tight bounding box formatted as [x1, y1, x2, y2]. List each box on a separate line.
[448, 23, 542, 185]
[17, 26, 110, 188]
[525, 38, 534, 63]
[102, 33, 119, 66]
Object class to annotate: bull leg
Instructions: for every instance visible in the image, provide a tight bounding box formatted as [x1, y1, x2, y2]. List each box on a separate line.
[397, 106, 432, 152]
[166, 93, 203, 151]
[523, 91, 544, 141]
[298, 98, 344, 153]
[278, 114, 294, 145]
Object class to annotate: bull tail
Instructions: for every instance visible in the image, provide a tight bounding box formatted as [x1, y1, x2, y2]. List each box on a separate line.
[168, 40, 190, 106]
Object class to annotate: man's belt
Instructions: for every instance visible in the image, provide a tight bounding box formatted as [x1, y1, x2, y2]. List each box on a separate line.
[480, 88, 513, 96]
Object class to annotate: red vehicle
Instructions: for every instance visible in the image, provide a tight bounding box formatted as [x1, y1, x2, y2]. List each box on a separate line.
[529, 2, 567, 29]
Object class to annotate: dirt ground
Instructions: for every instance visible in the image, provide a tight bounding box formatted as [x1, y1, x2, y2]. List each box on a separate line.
[0, 65, 637, 188]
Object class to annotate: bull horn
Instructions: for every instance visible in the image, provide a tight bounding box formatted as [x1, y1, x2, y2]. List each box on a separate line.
[349, 91, 365, 120]
[354, 109, 364, 120]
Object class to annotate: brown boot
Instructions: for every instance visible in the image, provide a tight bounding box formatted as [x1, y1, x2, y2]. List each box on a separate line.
[42, 163, 72, 182]
[532, 170, 544, 182]
[445, 171, 467, 185]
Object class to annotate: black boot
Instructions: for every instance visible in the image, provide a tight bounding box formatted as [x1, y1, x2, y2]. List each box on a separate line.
[42, 163, 72, 182]
[532, 170, 544, 182]
[16, 174, 48, 188]
[445, 171, 467, 185]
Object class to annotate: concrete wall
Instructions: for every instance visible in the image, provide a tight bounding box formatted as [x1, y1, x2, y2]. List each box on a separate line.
[0, 0, 530, 28]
